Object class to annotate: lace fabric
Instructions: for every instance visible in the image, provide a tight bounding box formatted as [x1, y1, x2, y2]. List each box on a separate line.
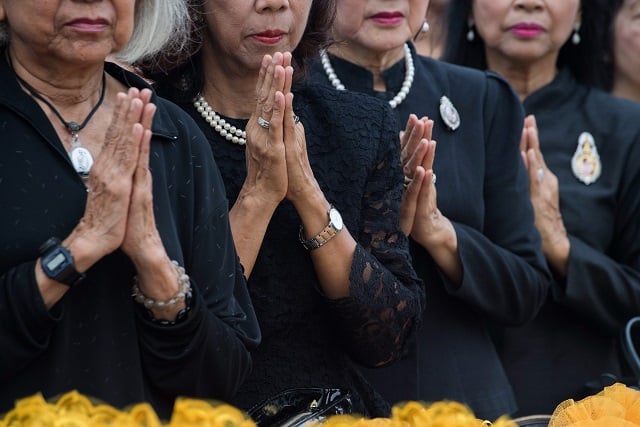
[180, 83, 424, 417]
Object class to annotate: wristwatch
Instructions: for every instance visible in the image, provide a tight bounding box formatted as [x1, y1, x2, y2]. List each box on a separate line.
[299, 206, 344, 250]
[39, 237, 86, 287]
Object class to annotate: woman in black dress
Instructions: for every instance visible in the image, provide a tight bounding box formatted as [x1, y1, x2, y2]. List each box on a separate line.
[308, 0, 551, 420]
[140, 0, 424, 418]
[444, 0, 640, 416]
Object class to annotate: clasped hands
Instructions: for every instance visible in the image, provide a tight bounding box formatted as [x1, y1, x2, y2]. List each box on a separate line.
[520, 114, 569, 276]
[59, 87, 185, 317]
[400, 114, 461, 283]
[242, 52, 316, 209]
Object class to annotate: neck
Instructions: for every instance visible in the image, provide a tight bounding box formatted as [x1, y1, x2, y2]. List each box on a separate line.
[329, 43, 406, 91]
[486, 53, 558, 101]
[199, 44, 260, 118]
[8, 49, 105, 109]
[612, 78, 640, 103]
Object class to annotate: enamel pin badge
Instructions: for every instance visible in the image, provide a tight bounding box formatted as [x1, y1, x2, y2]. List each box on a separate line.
[439, 96, 460, 131]
[571, 132, 601, 185]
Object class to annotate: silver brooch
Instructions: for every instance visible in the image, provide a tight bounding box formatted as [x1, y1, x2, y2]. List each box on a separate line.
[439, 96, 460, 131]
[571, 131, 601, 185]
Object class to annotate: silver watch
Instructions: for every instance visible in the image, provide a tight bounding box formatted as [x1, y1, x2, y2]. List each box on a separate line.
[299, 206, 344, 250]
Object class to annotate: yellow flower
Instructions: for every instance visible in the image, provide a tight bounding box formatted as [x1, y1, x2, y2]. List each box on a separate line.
[54, 392, 94, 417]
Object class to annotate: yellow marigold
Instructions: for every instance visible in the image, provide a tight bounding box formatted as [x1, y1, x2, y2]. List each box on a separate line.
[88, 404, 121, 426]
[168, 398, 255, 427]
[54, 391, 94, 417]
[317, 414, 407, 427]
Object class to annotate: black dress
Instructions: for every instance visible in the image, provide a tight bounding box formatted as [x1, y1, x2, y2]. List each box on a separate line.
[309, 44, 551, 420]
[177, 82, 425, 417]
[497, 68, 640, 416]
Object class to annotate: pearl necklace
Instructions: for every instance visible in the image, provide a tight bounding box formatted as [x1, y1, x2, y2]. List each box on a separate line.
[193, 95, 246, 145]
[320, 43, 415, 109]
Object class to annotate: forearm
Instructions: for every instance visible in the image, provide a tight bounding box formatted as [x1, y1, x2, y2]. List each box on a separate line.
[229, 192, 278, 278]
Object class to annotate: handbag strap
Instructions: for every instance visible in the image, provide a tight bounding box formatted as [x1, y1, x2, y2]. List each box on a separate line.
[622, 316, 640, 381]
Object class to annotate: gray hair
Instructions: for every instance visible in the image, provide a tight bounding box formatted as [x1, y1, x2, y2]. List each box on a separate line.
[0, 0, 191, 64]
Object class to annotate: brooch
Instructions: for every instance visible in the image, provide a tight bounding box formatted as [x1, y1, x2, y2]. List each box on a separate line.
[571, 131, 601, 185]
[439, 96, 460, 131]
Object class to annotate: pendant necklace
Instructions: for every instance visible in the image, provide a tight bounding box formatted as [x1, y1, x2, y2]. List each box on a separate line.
[320, 43, 415, 109]
[194, 95, 247, 145]
[12, 66, 106, 178]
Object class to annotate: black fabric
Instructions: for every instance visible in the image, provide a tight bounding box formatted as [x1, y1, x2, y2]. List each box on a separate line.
[0, 56, 260, 419]
[176, 83, 425, 418]
[497, 68, 640, 416]
[309, 44, 551, 420]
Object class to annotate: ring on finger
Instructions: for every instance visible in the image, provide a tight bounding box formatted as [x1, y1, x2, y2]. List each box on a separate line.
[537, 167, 545, 182]
[403, 175, 412, 189]
[432, 173, 437, 185]
[258, 116, 271, 129]
[293, 114, 300, 124]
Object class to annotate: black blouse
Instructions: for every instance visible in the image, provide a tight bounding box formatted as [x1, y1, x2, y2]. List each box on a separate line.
[0, 58, 260, 418]
[310, 44, 551, 420]
[178, 82, 425, 417]
[498, 68, 640, 415]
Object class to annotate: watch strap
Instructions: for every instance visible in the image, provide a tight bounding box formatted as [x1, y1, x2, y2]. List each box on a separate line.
[39, 237, 86, 287]
[299, 207, 343, 251]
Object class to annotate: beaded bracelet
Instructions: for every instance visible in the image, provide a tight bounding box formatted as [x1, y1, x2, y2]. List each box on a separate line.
[131, 260, 192, 310]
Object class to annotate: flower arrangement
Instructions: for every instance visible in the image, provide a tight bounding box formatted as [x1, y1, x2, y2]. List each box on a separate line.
[0, 390, 516, 427]
[548, 382, 640, 427]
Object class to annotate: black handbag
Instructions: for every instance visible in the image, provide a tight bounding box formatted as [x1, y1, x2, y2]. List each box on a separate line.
[247, 388, 352, 427]
[621, 316, 640, 388]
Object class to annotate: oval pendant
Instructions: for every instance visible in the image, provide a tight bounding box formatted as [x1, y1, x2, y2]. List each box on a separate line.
[69, 146, 94, 177]
[571, 131, 601, 185]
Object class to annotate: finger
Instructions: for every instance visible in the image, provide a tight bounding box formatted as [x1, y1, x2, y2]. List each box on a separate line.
[421, 139, 437, 172]
[417, 169, 438, 211]
[269, 90, 286, 146]
[401, 115, 424, 168]
[103, 92, 130, 155]
[526, 148, 542, 191]
[138, 88, 153, 106]
[116, 97, 145, 168]
[137, 126, 152, 172]
[400, 114, 418, 152]
[283, 65, 294, 97]
[400, 166, 426, 235]
[283, 91, 296, 142]
[283, 51, 293, 70]
[403, 139, 428, 179]
[420, 117, 433, 141]
[140, 102, 157, 133]
[521, 149, 529, 170]
[260, 60, 286, 122]
[255, 54, 272, 96]
[254, 54, 275, 118]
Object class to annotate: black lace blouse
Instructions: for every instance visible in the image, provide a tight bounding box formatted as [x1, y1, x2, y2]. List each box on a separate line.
[178, 83, 424, 417]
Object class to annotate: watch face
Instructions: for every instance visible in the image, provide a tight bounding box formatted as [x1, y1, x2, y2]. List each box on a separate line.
[329, 208, 343, 230]
[43, 248, 71, 276]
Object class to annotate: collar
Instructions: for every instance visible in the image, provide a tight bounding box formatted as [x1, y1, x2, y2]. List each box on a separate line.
[523, 68, 582, 112]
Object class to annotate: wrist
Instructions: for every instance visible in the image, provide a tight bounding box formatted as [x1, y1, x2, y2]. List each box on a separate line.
[132, 260, 193, 322]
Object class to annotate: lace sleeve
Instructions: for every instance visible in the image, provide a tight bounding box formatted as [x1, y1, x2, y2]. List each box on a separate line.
[325, 106, 425, 368]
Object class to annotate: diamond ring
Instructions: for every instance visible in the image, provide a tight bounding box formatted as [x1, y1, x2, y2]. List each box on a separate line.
[258, 116, 270, 129]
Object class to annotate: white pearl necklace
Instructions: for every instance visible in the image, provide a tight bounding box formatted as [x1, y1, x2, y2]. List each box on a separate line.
[320, 43, 415, 109]
[193, 95, 247, 145]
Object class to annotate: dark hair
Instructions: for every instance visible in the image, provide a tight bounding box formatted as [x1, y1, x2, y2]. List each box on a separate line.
[139, 0, 336, 103]
[442, 0, 618, 90]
